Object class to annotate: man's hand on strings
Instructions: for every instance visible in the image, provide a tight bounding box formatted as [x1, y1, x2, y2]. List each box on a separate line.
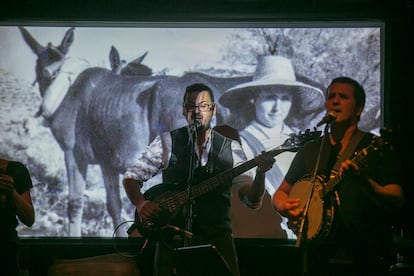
[339, 160, 362, 177]
[255, 151, 275, 174]
[137, 200, 160, 221]
[282, 198, 303, 220]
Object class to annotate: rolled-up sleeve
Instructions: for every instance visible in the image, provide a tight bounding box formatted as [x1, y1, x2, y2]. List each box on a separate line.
[231, 140, 254, 187]
[123, 135, 165, 185]
[230, 140, 264, 209]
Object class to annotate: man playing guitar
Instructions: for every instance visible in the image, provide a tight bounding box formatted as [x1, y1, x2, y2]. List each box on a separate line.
[123, 83, 275, 276]
[273, 77, 404, 275]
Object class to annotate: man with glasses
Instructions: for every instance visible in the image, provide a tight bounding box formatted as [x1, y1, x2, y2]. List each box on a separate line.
[123, 83, 275, 275]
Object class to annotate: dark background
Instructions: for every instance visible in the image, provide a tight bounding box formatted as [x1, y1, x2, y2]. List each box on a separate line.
[1, 0, 413, 275]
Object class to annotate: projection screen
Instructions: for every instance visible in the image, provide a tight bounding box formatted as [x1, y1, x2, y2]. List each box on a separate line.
[0, 22, 383, 238]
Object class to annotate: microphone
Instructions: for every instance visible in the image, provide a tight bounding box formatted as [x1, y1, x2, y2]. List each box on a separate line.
[189, 118, 201, 130]
[316, 111, 337, 127]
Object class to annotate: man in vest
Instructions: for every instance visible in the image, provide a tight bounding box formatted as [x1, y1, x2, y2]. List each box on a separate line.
[123, 83, 275, 276]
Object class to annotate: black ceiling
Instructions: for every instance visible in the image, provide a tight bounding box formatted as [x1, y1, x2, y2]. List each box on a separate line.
[1, 0, 412, 22]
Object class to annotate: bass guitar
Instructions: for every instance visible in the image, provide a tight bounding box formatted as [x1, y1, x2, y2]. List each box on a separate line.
[288, 131, 391, 243]
[135, 129, 321, 240]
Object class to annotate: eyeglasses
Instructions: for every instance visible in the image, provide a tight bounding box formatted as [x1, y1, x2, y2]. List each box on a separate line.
[184, 103, 213, 112]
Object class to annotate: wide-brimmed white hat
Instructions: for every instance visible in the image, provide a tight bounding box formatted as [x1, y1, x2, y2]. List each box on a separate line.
[219, 55, 325, 114]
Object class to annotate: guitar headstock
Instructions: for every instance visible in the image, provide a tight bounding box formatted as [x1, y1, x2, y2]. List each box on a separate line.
[368, 128, 393, 151]
[281, 129, 322, 152]
[351, 129, 394, 167]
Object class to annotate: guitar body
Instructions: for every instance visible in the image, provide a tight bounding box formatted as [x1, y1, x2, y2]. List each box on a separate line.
[136, 183, 186, 240]
[288, 175, 338, 242]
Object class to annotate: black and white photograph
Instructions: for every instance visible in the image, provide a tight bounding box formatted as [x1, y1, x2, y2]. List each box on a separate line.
[0, 23, 382, 238]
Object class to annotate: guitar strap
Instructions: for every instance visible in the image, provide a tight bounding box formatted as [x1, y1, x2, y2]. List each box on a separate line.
[332, 130, 366, 171]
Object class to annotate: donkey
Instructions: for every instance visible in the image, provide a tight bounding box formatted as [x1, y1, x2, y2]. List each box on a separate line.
[109, 45, 152, 76]
[19, 26, 251, 236]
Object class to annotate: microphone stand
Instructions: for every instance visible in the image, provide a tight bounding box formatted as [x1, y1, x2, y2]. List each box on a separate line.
[296, 123, 330, 274]
[183, 121, 198, 247]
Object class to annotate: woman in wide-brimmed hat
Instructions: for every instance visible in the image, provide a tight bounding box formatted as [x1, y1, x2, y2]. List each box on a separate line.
[220, 55, 325, 131]
[219, 55, 325, 239]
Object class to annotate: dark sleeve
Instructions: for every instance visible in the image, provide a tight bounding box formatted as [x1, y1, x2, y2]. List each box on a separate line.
[7, 161, 33, 194]
[284, 137, 324, 185]
[285, 146, 306, 185]
[369, 140, 402, 186]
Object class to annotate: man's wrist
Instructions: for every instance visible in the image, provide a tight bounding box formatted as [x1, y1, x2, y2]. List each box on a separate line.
[255, 169, 265, 177]
[242, 194, 262, 209]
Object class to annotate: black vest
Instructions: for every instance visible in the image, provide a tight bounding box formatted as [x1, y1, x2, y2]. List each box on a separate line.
[162, 127, 234, 237]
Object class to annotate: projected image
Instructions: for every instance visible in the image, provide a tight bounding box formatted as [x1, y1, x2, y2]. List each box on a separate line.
[0, 25, 382, 238]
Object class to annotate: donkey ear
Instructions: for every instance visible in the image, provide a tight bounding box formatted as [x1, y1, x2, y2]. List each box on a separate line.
[58, 27, 75, 55]
[19, 26, 45, 56]
[121, 51, 152, 76]
[109, 45, 121, 72]
[131, 51, 148, 64]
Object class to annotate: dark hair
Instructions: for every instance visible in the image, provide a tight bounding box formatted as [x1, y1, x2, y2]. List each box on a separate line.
[327, 76, 366, 110]
[183, 83, 215, 103]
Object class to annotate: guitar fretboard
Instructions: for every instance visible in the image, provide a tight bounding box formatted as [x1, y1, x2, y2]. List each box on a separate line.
[161, 146, 288, 212]
[321, 136, 383, 197]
